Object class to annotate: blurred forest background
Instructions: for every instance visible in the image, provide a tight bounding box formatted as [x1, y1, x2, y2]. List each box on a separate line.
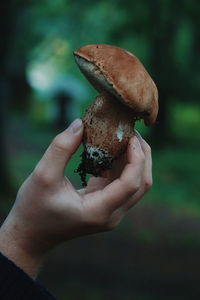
[0, 0, 200, 299]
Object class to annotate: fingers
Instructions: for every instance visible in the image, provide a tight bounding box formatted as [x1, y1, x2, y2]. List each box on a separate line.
[84, 135, 145, 214]
[33, 119, 83, 183]
[81, 133, 153, 233]
[135, 130, 152, 189]
[123, 131, 152, 211]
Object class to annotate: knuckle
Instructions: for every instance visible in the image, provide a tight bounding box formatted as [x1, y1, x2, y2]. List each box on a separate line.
[33, 165, 45, 181]
[134, 182, 141, 192]
[32, 165, 53, 186]
[144, 179, 153, 191]
[131, 184, 140, 195]
[52, 135, 70, 153]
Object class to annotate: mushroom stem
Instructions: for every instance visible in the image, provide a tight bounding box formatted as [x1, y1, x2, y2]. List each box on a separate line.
[76, 93, 135, 185]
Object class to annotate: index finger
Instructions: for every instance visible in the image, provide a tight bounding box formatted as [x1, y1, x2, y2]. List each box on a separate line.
[84, 135, 145, 214]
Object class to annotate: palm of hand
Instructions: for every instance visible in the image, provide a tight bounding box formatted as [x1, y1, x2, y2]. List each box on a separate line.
[8, 130, 151, 254]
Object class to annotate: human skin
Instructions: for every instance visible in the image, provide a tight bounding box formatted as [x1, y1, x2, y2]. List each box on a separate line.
[0, 118, 152, 278]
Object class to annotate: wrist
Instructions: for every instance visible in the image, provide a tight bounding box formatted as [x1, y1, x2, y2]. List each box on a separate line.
[0, 218, 44, 278]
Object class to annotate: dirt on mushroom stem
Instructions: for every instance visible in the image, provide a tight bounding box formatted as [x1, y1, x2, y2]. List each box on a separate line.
[75, 147, 114, 187]
[75, 93, 141, 186]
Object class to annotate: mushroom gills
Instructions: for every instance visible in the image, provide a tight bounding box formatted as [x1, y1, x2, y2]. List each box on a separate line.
[74, 55, 122, 103]
[74, 55, 151, 121]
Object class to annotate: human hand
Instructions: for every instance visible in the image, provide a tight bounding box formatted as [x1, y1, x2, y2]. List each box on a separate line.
[0, 119, 152, 277]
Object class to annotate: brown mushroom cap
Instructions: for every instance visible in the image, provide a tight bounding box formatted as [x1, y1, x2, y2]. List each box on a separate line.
[74, 44, 158, 125]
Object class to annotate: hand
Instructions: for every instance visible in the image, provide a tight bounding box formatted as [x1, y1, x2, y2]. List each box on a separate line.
[0, 119, 152, 277]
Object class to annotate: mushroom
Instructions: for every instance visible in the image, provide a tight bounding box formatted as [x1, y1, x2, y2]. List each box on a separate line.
[74, 44, 158, 186]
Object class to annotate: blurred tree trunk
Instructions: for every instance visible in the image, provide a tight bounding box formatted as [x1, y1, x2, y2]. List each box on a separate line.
[147, 0, 180, 146]
[0, 0, 28, 196]
[0, 80, 12, 196]
[0, 1, 14, 196]
[10, 60, 31, 112]
[0, 1, 31, 113]
[54, 92, 72, 130]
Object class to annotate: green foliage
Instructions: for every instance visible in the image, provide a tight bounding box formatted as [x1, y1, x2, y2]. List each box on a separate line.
[174, 20, 194, 71]
[150, 146, 200, 212]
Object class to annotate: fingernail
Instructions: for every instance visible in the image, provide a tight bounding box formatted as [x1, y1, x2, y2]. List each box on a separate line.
[67, 119, 83, 133]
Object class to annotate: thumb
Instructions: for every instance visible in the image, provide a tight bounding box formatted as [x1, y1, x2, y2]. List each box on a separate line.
[34, 119, 83, 181]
